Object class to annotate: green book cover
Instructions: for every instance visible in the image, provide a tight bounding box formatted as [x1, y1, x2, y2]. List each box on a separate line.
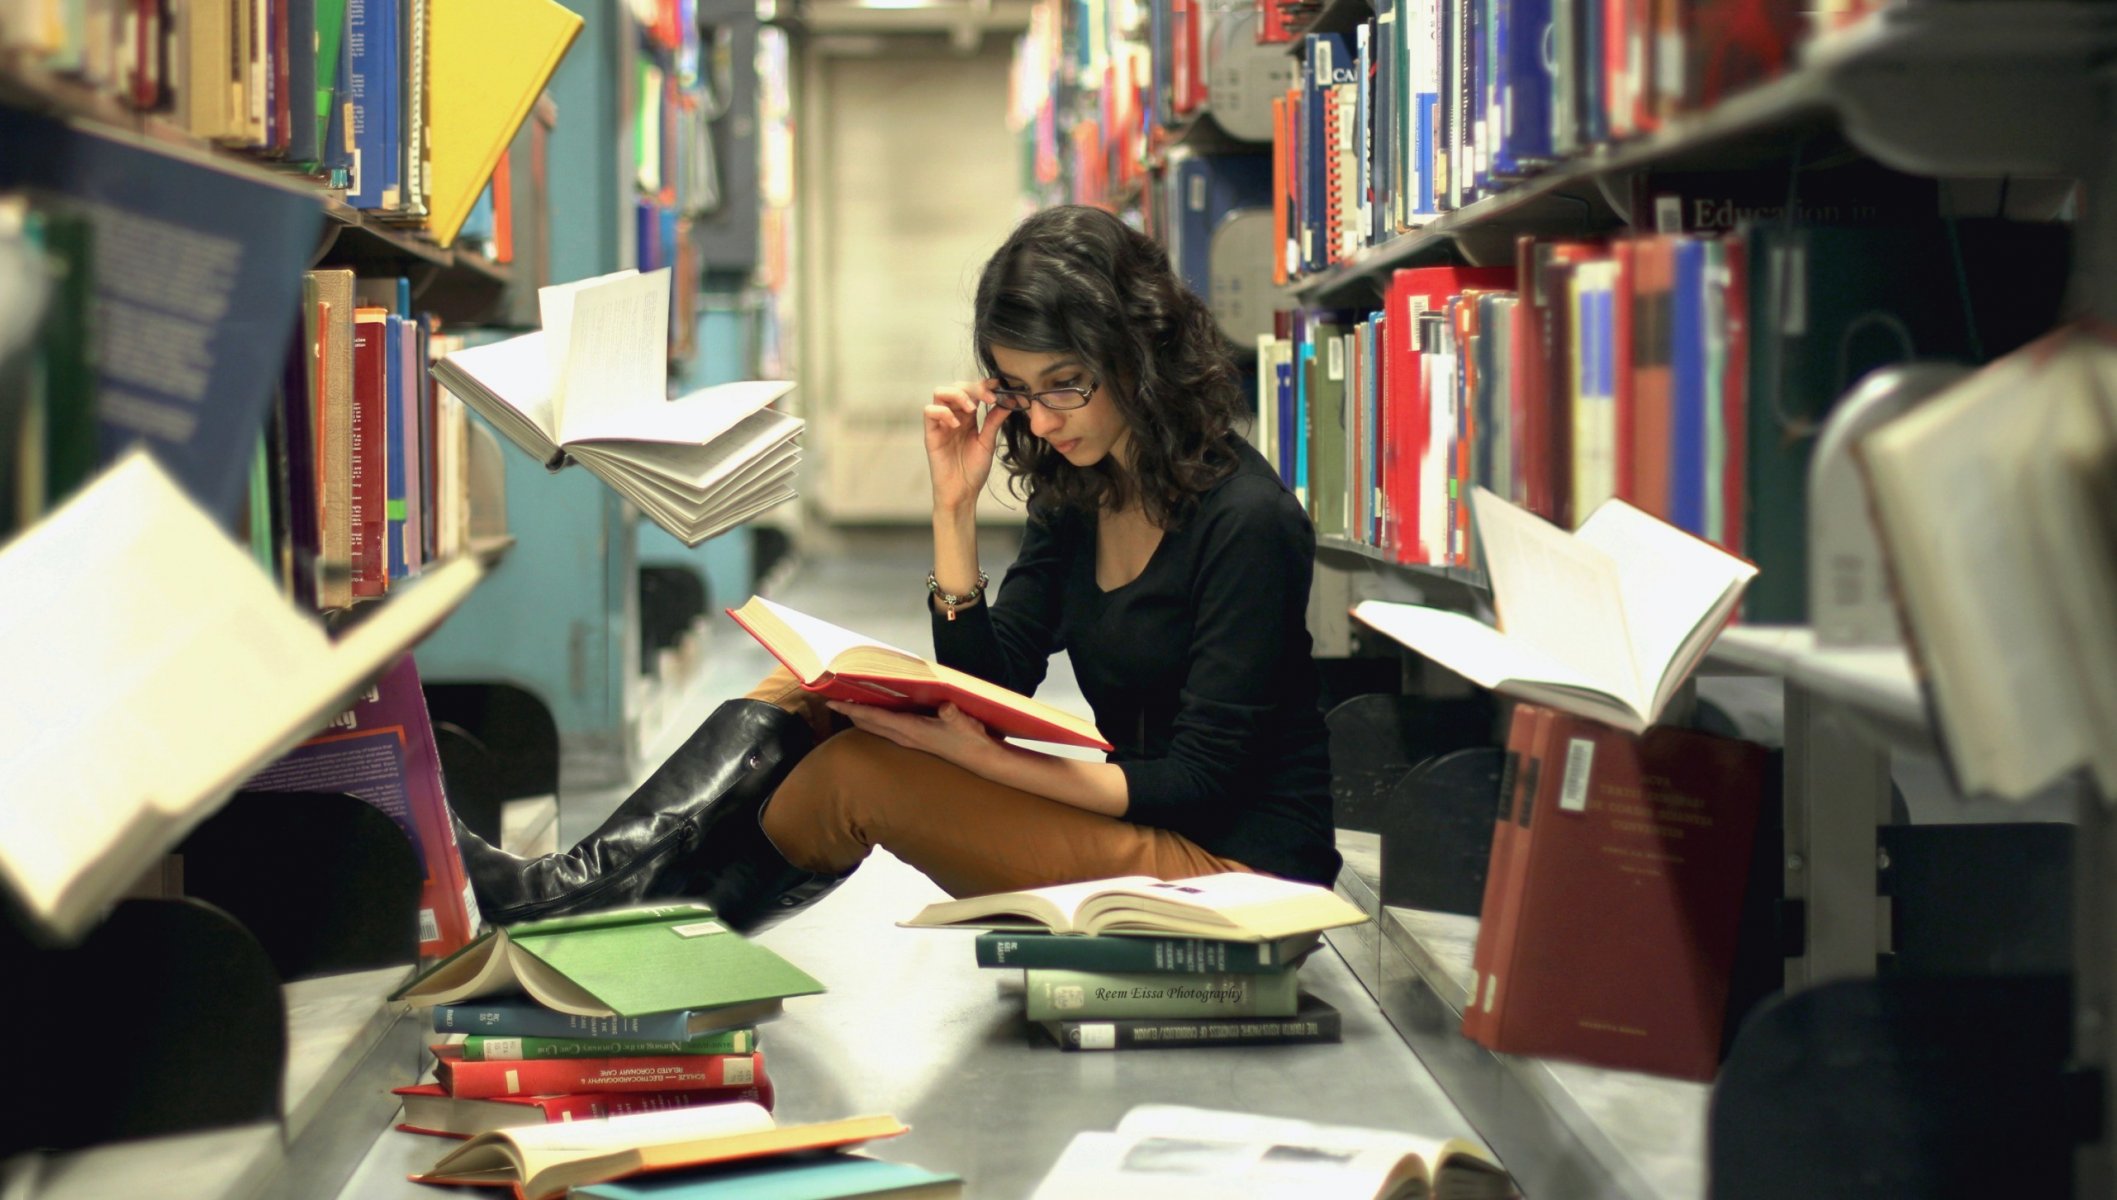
[398, 903, 826, 1018]
[315, 0, 350, 156]
[1023, 966, 1302, 1022]
[974, 931, 1318, 974]
[459, 1029, 756, 1060]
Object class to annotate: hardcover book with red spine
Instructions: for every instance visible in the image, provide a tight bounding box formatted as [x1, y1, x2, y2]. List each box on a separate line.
[1609, 241, 1639, 505]
[349, 306, 391, 598]
[392, 1083, 774, 1139]
[1514, 238, 1600, 527]
[1462, 704, 1549, 1043]
[1628, 235, 1676, 522]
[1480, 713, 1769, 1080]
[1381, 265, 1515, 563]
[432, 1047, 769, 1100]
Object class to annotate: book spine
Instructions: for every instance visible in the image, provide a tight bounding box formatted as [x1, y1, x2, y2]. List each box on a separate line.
[460, 1030, 755, 1060]
[1041, 1008, 1343, 1051]
[432, 1002, 705, 1042]
[348, 308, 388, 598]
[974, 933, 1305, 974]
[1023, 969, 1302, 1021]
[439, 1051, 764, 1099]
[531, 1084, 773, 1122]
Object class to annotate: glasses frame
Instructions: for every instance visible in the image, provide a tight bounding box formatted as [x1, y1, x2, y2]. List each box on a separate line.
[987, 378, 1099, 413]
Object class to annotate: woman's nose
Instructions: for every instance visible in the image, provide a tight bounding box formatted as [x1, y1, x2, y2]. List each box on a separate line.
[1029, 404, 1064, 438]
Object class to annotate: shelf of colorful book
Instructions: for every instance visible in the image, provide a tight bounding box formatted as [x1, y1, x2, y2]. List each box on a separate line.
[1288, 1, 2117, 308]
[1705, 626, 1929, 751]
[1329, 831, 1709, 1200]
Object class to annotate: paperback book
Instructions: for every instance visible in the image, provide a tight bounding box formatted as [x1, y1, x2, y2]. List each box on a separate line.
[901, 872, 1367, 941]
[392, 1083, 773, 1139]
[1040, 993, 1342, 1051]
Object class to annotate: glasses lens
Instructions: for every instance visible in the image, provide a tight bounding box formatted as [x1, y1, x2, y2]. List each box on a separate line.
[1038, 388, 1086, 410]
[990, 390, 1031, 412]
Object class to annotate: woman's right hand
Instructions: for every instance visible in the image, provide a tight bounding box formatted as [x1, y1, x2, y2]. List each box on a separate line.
[925, 380, 1004, 514]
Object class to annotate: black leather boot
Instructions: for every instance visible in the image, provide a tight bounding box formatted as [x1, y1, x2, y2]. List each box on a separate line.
[455, 699, 847, 934]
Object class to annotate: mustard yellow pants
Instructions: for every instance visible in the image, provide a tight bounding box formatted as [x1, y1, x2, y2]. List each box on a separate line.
[744, 668, 1251, 898]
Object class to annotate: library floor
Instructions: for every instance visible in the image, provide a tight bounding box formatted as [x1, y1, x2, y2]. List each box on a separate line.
[334, 525, 1500, 1199]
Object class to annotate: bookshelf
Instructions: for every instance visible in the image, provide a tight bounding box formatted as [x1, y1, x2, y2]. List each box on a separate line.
[1021, 0, 2117, 1194]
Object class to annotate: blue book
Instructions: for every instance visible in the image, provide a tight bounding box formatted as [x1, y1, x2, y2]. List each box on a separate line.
[347, 0, 402, 209]
[574, 1156, 962, 1200]
[432, 996, 786, 1041]
[1668, 237, 1708, 535]
[1494, 0, 1554, 175]
[0, 109, 320, 529]
[1169, 154, 1272, 300]
[1305, 33, 1354, 273]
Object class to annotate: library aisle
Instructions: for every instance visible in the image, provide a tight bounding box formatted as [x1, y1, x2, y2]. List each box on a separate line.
[333, 528, 1495, 1199]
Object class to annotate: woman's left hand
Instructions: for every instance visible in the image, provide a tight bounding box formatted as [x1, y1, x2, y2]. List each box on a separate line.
[826, 701, 1002, 772]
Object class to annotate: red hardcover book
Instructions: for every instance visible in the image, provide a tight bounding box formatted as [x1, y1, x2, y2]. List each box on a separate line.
[1482, 714, 1769, 1080]
[1271, 95, 1291, 287]
[492, 148, 516, 264]
[349, 306, 390, 599]
[432, 1047, 769, 1100]
[1628, 235, 1676, 521]
[1718, 236, 1749, 559]
[1462, 704, 1548, 1043]
[1684, 0, 1803, 110]
[392, 1083, 775, 1139]
[1381, 265, 1515, 564]
[242, 654, 482, 957]
[1609, 240, 1639, 504]
[726, 596, 1111, 751]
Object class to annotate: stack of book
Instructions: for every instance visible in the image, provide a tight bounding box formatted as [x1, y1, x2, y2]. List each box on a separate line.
[390, 903, 826, 1137]
[901, 873, 1370, 1051]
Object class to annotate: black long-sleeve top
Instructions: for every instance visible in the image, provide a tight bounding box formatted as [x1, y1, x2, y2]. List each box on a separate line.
[930, 438, 1340, 886]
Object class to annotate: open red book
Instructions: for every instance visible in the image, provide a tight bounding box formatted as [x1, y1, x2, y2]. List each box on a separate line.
[726, 596, 1112, 751]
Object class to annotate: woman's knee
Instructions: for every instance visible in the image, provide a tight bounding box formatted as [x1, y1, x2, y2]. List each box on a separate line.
[760, 730, 901, 847]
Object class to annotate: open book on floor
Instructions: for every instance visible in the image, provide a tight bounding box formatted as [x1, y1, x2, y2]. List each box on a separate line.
[411, 1101, 909, 1200]
[1352, 488, 1757, 733]
[900, 872, 1368, 941]
[430, 268, 802, 546]
[0, 451, 483, 943]
[394, 903, 824, 1020]
[727, 596, 1112, 750]
[1029, 1104, 1515, 1199]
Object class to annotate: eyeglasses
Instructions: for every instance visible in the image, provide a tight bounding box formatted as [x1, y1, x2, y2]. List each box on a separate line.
[987, 378, 1098, 412]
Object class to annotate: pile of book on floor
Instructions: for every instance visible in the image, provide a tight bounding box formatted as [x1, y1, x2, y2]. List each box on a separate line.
[389, 902, 824, 1137]
[900, 872, 1370, 1050]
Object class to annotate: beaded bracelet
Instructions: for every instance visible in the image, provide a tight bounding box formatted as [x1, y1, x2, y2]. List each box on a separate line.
[927, 570, 989, 621]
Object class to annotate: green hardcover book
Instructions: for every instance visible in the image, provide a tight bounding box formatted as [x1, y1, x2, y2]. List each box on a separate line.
[395, 903, 825, 1019]
[1307, 323, 1351, 538]
[459, 1030, 757, 1061]
[974, 930, 1319, 974]
[1022, 966, 1302, 1022]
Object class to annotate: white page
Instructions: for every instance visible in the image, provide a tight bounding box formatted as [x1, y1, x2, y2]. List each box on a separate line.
[1350, 600, 1621, 705]
[1470, 488, 1644, 711]
[1117, 1104, 1470, 1164]
[538, 269, 639, 383]
[552, 268, 670, 446]
[0, 455, 334, 937]
[1573, 498, 1756, 717]
[750, 597, 919, 664]
[580, 408, 801, 491]
[564, 379, 795, 449]
[431, 332, 561, 450]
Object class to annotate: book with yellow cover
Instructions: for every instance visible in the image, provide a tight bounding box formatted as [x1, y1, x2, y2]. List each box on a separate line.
[427, 0, 582, 247]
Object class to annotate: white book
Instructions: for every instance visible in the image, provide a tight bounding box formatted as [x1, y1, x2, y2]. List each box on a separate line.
[0, 452, 482, 942]
[1859, 326, 2117, 801]
[1353, 487, 1756, 733]
[1030, 1104, 1513, 1200]
[430, 268, 801, 546]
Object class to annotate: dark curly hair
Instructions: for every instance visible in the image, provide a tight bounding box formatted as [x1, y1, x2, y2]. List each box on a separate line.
[972, 205, 1243, 530]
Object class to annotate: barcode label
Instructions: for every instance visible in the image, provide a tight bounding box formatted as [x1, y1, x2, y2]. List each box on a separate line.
[1051, 985, 1087, 1011]
[1654, 195, 1682, 234]
[1559, 738, 1595, 812]
[418, 907, 439, 946]
[1076, 1023, 1117, 1050]
[485, 1038, 524, 1061]
[672, 920, 728, 938]
[1190, 174, 1206, 212]
[505, 1069, 521, 1094]
[1327, 336, 1345, 381]
[1481, 972, 1498, 1012]
[724, 1057, 756, 1085]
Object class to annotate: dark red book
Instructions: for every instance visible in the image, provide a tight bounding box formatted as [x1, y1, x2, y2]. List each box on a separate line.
[431, 1047, 770, 1100]
[392, 1083, 774, 1139]
[1513, 238, 1599, 527]
[1381, 265, 1515, 563]
[1480, 714, 1769, 1080]
[1462, 704, 1550, 1044]
[348, 306, 390, 599]
[1628, 236, 1676, 522]
[1609, 241, 1639, 505]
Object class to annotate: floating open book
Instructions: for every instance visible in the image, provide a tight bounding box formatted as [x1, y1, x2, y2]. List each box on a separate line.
[900, 872, 1369, 942]
[430, 268, 802, 546]
[411, 1101, 909, 1200]
[0, 452, 482, 943]
[1030, 1104, 1514, 1199]
[1353, 488, 1757, 733]
[727, 596, 1112, 750]
[394, 903, 823, 1020]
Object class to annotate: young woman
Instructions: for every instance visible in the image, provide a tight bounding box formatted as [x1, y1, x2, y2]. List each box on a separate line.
[457, 205, 1339, 933]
